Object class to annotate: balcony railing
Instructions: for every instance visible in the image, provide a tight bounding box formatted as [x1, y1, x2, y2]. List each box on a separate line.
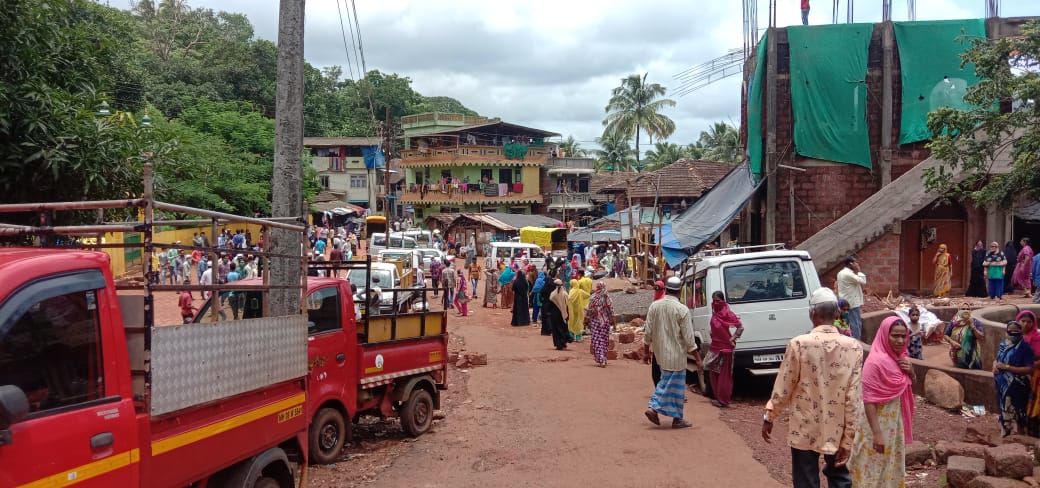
[400, 145, 552, 163]
[548, 192, 594, 208]
[401, 113, 490, 128]
[545, 157, 596, 173]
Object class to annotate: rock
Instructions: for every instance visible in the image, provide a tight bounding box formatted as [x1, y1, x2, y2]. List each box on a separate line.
[965, 426, 998, 446]
[925, 369, 965, 410]
[455, 357, 472, 368]
[466, 353, 487, 366]
[447, 352, 459, 363]
[624, 286, 638, 294]
[937, 441, 988, 463]
[618, 331, 635, 344]
[606, 350, 618, 360]
[609, 338, 617, 351]
[985, 443, 1033, 479]
[1023, 477, 1039, 488]
[905, 441, 934, 466]
[630, 317, 645, 327]
[968, 476, 1031, 488]
[1001, 434, 1040, 449]
[947, 456, 987, 488]
[623, 351, 640, 360]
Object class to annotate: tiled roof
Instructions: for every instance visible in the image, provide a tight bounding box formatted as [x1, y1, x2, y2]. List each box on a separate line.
[313, 191, 343, 203]
[588, 172, 635, 202]
[602, 160, 737, 199]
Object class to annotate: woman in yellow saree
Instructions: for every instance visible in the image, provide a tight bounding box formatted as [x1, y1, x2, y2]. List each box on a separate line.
[933, 243, 952, 298]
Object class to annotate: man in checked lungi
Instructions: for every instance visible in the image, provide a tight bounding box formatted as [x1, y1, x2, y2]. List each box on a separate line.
[641, 277, 697, 429]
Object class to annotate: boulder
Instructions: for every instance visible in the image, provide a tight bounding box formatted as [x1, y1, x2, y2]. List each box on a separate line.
[964, 427, 999, 447]
[905, 441, 934, 466]
[624, 286, 638, 294]
[630, 318, 645, 327]
[1001, 434, 1040, 449]
[937, 441, 988, 464]
[925, 369, 965, 410]
[985, 443, 1033, 479]
[968, 476, 1031, 488]
[948, 456, 987, 488]
[1023, 477, 1039, 488]
[618, 331, 635, 344]
[466, 353, 488, 366]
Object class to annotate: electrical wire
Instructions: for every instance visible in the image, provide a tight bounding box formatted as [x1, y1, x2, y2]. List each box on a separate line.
[335, 0, 357, 81]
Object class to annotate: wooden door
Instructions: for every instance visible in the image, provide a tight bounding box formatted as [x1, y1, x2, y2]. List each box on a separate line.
[915, 220, 966, 293]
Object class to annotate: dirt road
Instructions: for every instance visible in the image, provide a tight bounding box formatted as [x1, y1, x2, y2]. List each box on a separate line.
[369, 300, 782, 488]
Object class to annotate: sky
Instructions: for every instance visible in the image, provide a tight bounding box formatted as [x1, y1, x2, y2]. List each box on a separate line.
[110, 0, 1035, 153]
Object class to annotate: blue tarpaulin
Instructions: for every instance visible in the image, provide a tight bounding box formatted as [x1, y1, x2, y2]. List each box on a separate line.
[661, 161, 762, 268]
[362, 145, 385, 169]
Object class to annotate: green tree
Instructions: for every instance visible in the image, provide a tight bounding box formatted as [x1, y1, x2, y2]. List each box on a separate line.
[602, 73, 676, 171]
[923, 20, 1040, 207]
[559, 136, 587, 158]
[644, 142, 691, 170]
[592, 133, 635, 172]
[696, 121, 740, 162]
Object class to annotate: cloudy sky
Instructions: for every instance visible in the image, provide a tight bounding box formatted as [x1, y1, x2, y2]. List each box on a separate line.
[112, 0, 1033, 153]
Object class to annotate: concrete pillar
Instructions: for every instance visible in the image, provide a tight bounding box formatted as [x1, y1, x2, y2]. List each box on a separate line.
[765, 27, 779, 244]
[880, 22, 894, 186]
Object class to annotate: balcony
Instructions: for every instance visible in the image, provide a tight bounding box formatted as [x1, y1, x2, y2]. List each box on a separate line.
[399, 145, 551, 167]
[312, 156, 365, 172]
[401, 113, 491, 130]
[545, 157, 596, 175]
[547, 192, 594, 210]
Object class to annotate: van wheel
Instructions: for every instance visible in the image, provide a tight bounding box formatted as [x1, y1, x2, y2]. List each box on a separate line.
[401, 389, 433, 437]
[309, 408, 347, 465]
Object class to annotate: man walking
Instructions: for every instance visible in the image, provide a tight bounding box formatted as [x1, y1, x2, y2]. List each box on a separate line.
[762, 288, 862, 488]
[441, 261, 456, 310]
[641, 277, 697, 429]
[801, 0, 810, 25]
[836, 255, 867, 339]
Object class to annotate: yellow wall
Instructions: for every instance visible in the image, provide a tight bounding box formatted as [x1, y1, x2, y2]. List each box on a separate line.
[520, 166, 541, 196]
[100, 223, 266, 277]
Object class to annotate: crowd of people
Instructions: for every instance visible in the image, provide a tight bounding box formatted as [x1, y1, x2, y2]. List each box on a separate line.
[965, 238, 1037, 302]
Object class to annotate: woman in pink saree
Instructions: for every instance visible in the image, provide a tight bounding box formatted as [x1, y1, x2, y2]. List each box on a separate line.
[1013, 238, 1034, 298]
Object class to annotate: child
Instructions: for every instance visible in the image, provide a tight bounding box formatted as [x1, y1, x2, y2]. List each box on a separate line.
[834, 298, 853, 337]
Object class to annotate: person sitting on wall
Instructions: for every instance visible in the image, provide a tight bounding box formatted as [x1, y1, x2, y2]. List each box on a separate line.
[943, 310, 985, 370]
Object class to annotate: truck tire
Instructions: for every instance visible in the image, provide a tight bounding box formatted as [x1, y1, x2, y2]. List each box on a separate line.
[309, 407, 347, 465]
[400, 389, 433, 437]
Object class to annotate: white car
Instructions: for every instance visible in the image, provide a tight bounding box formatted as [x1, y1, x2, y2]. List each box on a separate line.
[680, 247, 822, 378]
[414, 248, 445, 272]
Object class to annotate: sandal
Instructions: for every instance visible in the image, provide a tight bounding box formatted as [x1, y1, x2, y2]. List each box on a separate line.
[711, 400, 728, 408]
[644, 409, 661, 426]
[672, 419, 693, 429]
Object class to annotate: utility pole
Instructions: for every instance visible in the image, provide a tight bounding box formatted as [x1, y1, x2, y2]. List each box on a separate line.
[270, 0, 306, 317]
[383, 107, 392, 219]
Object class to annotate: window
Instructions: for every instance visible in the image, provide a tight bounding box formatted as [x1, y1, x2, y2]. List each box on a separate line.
[723, 261, 807, 304]
[319, 176, 330, 189]
[350, 175, 367, 188]
[306, 287, 341, 334]
[480, 169, 493, 182]
[526, 247, 544, 258]
[0, 287, 105, 415]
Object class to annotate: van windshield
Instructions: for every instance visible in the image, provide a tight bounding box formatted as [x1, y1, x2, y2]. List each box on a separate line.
[723, 261, 806, 304]
[347, 270, 395, 290]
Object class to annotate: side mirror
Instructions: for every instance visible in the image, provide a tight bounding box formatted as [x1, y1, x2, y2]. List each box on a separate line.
[0, 385, 29, 446]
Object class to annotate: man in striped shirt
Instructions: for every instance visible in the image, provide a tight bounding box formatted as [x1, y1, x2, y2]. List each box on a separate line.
[642, 277, 698, 429]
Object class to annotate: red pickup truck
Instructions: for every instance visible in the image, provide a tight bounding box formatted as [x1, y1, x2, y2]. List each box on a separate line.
[0, 249, 309, 487]
[195, 263, 448, 464]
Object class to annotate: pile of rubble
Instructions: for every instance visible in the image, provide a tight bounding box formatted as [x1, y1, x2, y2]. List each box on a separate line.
[448, 350, 487, 369]
[584, 318, 644, 361]
[910, 429, 1040, 488]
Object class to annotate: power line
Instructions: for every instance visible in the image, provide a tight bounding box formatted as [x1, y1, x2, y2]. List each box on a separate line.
[334, 0, 357, 81]
[347, 0, 377, 130]
[349, 0, 368, 76]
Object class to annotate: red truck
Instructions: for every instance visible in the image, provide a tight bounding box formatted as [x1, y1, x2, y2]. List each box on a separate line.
[0, 248, 310, 487]
[194, 258, 449, 464]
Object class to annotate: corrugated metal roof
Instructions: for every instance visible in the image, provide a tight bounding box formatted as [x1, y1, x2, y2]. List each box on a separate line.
[447, 212, 562, 232]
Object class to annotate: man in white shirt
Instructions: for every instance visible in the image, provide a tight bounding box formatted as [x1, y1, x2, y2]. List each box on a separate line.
[641, 277, 698, 429]
[835, 256, 867, 339]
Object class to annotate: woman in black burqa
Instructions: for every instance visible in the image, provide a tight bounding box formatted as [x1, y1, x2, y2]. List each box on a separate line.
[967, 240, 987, 297]
[540, 270, 556, 336]
[544, 278, 570, 350]
[511, 267, 531, 326]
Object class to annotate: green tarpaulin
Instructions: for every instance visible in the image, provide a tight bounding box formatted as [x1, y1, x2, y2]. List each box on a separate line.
[893, 19, 986, 145]
[788, 23, 874, 169]
[747, 32, 768, 177]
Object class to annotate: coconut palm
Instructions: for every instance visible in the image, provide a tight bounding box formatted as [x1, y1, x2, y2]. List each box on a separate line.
[558, 135, 587, 158]
[697, 122, 740, 162]
[603, 73, 676, 171]
[644, 142, 690, 171]
[592, 132, 635, 173]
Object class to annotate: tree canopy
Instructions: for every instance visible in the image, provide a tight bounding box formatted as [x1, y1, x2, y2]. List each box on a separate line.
[602, 73, 676, 171]
[0, 0, 479, 221]
[923, 20, 1040, 208]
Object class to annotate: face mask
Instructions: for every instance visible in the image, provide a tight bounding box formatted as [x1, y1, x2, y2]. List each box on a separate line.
[1008, 331, 1023, 343]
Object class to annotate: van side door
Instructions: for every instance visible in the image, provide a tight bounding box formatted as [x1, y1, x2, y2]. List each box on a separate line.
[0, 270, 138, 487]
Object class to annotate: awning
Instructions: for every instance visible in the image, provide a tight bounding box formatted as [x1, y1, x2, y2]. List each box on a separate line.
[568, 229, 624, 242]
[662, 161, 762, 268]
[519, 227, 566, 247]
[310, 200, 364, 215]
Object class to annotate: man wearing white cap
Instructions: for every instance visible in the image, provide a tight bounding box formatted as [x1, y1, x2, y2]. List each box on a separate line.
[762, 287, 862, 488]
[642, 276, 698, 429]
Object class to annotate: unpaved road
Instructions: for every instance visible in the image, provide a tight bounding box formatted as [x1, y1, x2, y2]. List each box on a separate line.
[369, 301, 782, 488]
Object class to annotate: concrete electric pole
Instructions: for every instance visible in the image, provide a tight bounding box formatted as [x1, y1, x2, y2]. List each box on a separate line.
[269, 0, 306, 316]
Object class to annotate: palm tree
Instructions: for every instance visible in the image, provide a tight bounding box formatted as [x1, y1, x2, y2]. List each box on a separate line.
[592, 132, 635, 173]
[644, 142, 690, 171]
[603, 73, 676, 171]
[697, 121, 740, 162]
[558, 135, 587, 158]
[687, 141, 706, 160]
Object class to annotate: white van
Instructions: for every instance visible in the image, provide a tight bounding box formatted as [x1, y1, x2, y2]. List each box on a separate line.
[680, 246, 821, 377]
[399, 230, 433, 248]
[484, 242, 547, 270]
[369, 233, 418, 254]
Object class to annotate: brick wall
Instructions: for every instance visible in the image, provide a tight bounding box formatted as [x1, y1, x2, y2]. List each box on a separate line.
[775, 163, 880, 247]
[819, 230, 902, 297]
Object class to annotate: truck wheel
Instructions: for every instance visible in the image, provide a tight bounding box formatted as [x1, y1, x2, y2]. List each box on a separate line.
[400, 389, 433, 437]
[309, 407, 347, 465]
[253, 477, 280, 488]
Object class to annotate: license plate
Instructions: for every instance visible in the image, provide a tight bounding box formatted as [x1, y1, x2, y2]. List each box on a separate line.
[753, 353, 784, 364]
